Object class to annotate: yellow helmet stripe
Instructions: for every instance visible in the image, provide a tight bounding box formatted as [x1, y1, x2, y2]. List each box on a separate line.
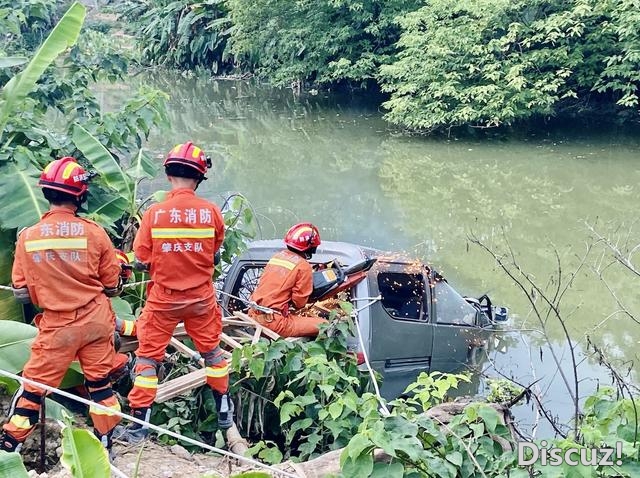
[191, 146, 201, 158]
[292, 226, 313, 240]
[61, 162, 79, 179]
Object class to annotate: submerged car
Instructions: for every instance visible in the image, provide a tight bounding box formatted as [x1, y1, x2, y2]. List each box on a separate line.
[219, 240, 507, 399]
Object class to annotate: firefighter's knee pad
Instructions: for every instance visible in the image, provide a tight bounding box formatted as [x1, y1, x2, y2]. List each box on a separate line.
[7, 388, 42, 430]
[84, 376, 114, 402]
[202, 346, 225, 367]
[131, 356, 161, 384]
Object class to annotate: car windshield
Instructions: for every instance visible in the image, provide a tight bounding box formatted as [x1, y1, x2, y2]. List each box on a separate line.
[434, 279, 476, 325]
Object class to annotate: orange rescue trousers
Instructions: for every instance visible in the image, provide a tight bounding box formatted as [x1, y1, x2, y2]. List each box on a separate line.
[2, 296, 121, 446]
[249, 310, 328, 337]
[128, 285, 229, 409]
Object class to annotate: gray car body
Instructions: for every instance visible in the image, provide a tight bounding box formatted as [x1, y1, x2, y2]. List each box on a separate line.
[220, 240, 495, 399]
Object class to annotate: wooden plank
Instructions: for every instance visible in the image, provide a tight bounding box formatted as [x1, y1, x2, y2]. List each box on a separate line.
[222, 318, 258, 327]
[220, 332, 243, 349]
[233, 312, 281, 340]
[169, 338, 205, 367]
[119, 323, 189, 353]
[252, 327, 262, 345]
[156, 369, 206, 403]
[151, 313, 285, 403]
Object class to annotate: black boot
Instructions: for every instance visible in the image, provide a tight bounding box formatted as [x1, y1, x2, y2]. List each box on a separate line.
[112, 407, 150, 444]
[213, 392, 235, 430]
[0, 431, 22, 453]
[94, 429, 115, 461]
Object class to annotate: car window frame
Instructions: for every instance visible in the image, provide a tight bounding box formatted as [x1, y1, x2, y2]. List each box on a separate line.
[374, 262, 430, 323]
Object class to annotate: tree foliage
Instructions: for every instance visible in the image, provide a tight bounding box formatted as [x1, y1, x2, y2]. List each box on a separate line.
[380, 0, 640, 130]
[227, 0, 419, 87]
[119, 0, 234, 73]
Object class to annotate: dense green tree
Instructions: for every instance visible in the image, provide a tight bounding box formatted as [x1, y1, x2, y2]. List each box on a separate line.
[380, 0, 640, 130]
[120, 0, 233, 72]
[227, 0, 419, 87]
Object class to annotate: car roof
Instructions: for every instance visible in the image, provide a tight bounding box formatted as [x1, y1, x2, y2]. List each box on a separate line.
[237, 239, 419, 266]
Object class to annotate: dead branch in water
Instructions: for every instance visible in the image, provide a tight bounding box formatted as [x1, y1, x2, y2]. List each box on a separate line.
[469, 228, 589, 438]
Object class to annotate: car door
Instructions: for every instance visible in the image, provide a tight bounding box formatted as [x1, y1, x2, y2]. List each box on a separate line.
[367, 261, 434, 398]
[429, 272, 492, 372]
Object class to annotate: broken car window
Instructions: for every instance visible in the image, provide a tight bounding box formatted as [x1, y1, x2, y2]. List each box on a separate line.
[377, 272, 425, 321]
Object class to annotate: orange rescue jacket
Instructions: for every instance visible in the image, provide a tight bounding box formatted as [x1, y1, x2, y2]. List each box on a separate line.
[250, 249, 313, 313]
[133, 188, 225, 292]
[12, 207, 121, 312]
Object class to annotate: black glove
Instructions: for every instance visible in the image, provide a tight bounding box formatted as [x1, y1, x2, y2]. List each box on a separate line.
[12, 286, 31, 304]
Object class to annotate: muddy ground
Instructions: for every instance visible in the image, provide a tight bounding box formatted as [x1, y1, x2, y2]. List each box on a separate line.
[33, 440, 259, 478]
[1, 394, 266, 478]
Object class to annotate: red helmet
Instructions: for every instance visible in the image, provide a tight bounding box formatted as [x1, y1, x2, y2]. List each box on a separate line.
[163, 141, 212, 176]
[38, 157, 90, 197]
[284, 222, 321, 252]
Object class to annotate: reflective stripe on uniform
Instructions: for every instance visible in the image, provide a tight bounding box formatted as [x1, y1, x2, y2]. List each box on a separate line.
[205, 365, 229, 378]
[268, 258, 296, 270]
[151, 228, 215, 239]
[133, 376, 158, 389]
[25, 238, 88, 252]
[9, 415, 31, 429]
[121, 320, 135, 336]
[89, 401, 121, 416]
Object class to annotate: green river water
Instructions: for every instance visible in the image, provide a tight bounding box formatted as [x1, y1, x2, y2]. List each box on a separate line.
[106, 73, 640, 436]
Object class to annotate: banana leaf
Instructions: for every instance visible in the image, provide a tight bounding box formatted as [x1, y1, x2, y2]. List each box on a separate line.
[72, 124, 131, 198]
[60, 417, 110, 478]
[0, 2, 86, 135]
[0, 321, 84, 388]
[0, 229, 22, 322]
[111, 297, 135, 321]
[0, 321, 37, 373]
[0, 161, 46, 230]
[126, 148, 158, 181]
[85, 186, 129, 228]
[0, 451, 29, 478]
[0, 57, 27, 68]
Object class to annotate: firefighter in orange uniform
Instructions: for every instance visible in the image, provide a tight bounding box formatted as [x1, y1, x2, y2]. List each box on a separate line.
[249, 223, 328, 337]
[0, 158, 124, 454]
[114, 142, 231, 443]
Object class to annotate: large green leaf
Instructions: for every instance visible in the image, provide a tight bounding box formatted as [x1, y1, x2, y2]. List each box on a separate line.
[59, 362, 84, 389]
[0, 162, 46, 229]
[85, 187, 129, 227]
[0, 57, 28, 68]
[0, 451, 29, 478]
[60, 422, 110, 478]
[0, 321, 37, 373]
[0, 321, 83, 388]
[0, 2, 86, 135]
[72, 124, 131, 197]
[111, 297, 135, 321]
[126, 148, 158, 181]
[0, 229, 23, 322]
